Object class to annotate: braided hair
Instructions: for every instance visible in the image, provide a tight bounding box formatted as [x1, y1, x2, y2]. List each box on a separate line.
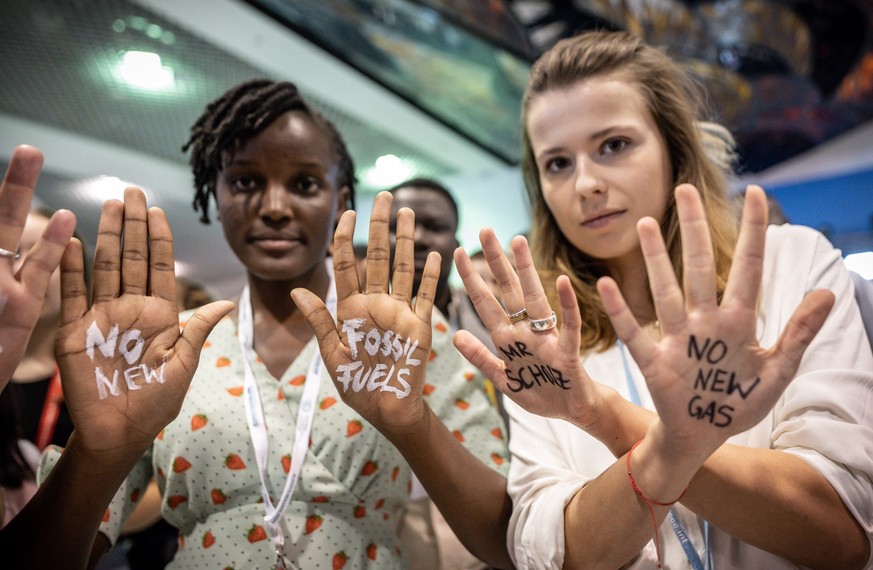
[182, 79, 357, 223]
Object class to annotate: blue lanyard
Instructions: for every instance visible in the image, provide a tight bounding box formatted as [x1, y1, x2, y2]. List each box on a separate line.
[617, 341, 713, 570]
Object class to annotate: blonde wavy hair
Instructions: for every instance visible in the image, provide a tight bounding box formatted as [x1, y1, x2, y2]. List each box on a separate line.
[521, 30, 739, 352]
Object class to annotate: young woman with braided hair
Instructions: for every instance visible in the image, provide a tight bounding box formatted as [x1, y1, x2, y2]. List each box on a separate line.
[43, 79, 507, 570]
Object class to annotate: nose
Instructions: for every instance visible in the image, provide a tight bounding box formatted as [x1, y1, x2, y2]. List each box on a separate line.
[258, 181, 292, 221]
[412, 223, 431, 249]
[573, 157, 605, 199]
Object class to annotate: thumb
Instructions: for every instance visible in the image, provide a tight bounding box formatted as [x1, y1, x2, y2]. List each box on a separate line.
[290, 288, 342, 356]
[176, 301, 234, 362]
[452, 330, 506, 386]
[770, 289, 835, 378]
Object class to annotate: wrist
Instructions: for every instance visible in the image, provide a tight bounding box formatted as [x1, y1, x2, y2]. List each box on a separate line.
[630, 424, 707, 502]
[376, 400, 434, 449]
[63, 430, 150, 473]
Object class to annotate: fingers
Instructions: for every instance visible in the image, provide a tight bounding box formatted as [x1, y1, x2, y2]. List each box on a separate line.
[455, 245, 506, 330]
[637, 216, 685, 333]
[555, 275, 583, 356]
[290, 288, 343, 355]
[332, 210, 360, 303]
[147, 207, 176, 302]
[480, 228, 524, 317]
[175, 300, 234, 365]
[391, 207, 415, 303]
[59, 238, 89, 326]
[92, 199, 124, 303]
[723, 185, 768, 310]
[452, 330, 507, 386]
[0, 145, 43, 253]
[769, 289, 835, 381]
[512, 235, 553, 323]
[597, 276, 655, 365]
[676, 184, 717, 310]
[18, 209, 76, 301]
[414, 251, 439, 322]
[365, 192, 392, 294]
[121, 187, 149, 296]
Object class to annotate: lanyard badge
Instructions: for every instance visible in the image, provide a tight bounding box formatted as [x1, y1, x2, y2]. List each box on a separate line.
[237, 264, 336, 566]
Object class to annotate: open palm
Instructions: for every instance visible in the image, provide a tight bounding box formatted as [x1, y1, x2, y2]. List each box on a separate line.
[0, 146, 76, 390]
[599, 185, 834, 460]
[453, 228, 610, 431]
[292, 192, 437, 433]
[54, 188, 232, 456]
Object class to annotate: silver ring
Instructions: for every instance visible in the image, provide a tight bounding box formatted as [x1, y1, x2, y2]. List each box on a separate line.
[507, 308, 528, 324]
[529, 311, 557, 332]
[0, 247, 19, 260]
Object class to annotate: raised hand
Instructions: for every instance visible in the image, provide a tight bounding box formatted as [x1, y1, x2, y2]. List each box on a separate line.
[0, 145, 76, 391]
[54, 187, 232, 458]
[598, 184, 834, 461]
[453, 228, 610, 430]
[291, 192, 438, 433]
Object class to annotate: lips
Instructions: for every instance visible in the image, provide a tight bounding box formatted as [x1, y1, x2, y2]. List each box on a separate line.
[248, 232, 302, 252]
[581, 208, 626, 229]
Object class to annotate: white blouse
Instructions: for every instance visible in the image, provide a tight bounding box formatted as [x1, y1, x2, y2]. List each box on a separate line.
[506, 224, 873, 569]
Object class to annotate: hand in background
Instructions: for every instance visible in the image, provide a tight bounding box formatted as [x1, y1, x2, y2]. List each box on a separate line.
[0, 145, 75, 391]
[292, 192, 439, 434]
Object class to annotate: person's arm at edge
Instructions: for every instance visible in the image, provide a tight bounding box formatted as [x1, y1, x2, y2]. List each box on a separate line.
[0, 432, 140, 569]
[383, 402, 515, 569]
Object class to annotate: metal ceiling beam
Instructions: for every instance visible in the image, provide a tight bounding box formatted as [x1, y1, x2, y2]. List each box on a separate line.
[133, 0, 505, 174]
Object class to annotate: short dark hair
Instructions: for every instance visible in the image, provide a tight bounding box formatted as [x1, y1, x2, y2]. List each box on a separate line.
[387, 177, 459, 225]
[182, 79, 356, 223]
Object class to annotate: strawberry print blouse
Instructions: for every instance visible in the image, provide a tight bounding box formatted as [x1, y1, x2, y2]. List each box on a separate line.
[41, 308, 508, 569]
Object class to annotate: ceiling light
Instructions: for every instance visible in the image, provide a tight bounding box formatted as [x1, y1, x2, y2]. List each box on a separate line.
[364, 154, 414, 188]
[74, 176, 149, 204]
[845, 251, 873, 279]
[118, 50, 174, 90]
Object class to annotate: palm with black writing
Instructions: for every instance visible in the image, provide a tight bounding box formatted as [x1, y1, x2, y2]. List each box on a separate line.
[0, 146, 76, 391]
[292, 192, 437, 433]
[55, 188, 232, 458]
[453, 228, 610, 430]
[599, 184, 834, 461]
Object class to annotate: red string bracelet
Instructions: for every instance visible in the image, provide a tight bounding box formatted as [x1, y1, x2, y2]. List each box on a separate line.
[626, 440, 688, 569]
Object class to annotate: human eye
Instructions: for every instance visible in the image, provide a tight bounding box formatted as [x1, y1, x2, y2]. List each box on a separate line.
[601, 137, 629, 155]
[296, 175, 323, 194]
[230, 175, 259, 193]
[542, 156, 570, 174]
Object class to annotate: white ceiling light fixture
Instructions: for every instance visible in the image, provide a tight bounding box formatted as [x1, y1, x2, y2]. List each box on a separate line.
[73, 175, 149, 204]
[118, 50, 175, 90]
[845, 251, 873, 280]
[364, 154, 414, 188]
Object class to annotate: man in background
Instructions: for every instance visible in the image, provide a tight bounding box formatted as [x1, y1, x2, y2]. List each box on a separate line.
[387, 178, 505, 570]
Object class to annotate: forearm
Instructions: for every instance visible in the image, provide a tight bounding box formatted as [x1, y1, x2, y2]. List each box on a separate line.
[563, 432, 702, 569]
[0, 432, 144, 569]
[386, 404, 514, 569]
[685, 445, 869, 570]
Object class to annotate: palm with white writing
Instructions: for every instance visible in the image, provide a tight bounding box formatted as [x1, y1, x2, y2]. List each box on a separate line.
[292, 192, 437, 433]
[0, 146, 76, 391]
[453, 228, 610, 430]
[599, 184, 834, 461]
[55, 188, 232, 458]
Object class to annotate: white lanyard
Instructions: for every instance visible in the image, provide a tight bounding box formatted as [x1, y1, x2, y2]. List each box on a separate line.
[237, 268, 336, 567]
[617, 340, 713, 570]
